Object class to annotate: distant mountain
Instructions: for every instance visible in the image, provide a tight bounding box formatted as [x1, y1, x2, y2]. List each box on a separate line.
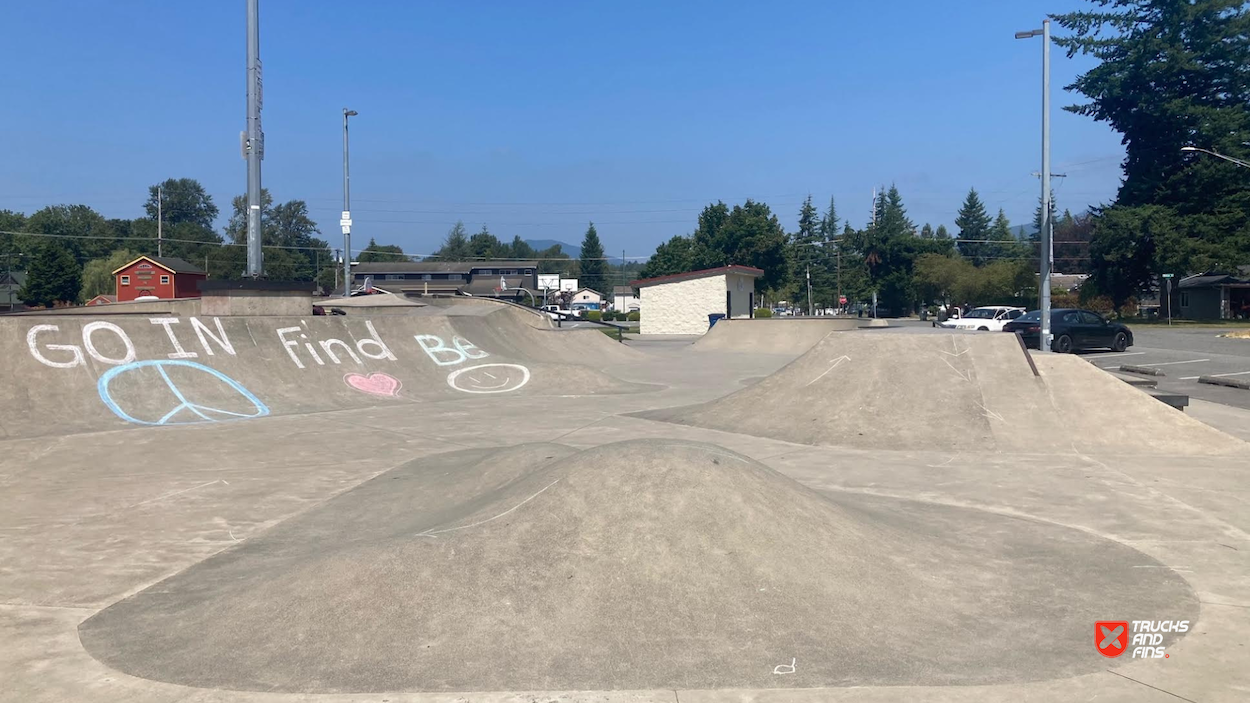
[525, 239, 581, 259]
[1011, 225, 1038, 241]
[524, 239, 641, 265]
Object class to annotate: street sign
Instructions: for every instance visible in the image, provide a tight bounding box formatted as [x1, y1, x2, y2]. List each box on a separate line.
[1162, 273, 1174, 278]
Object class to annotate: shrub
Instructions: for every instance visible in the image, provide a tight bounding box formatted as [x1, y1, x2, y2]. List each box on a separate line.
[754, 307, 773, 318]
[585, 311, 602, 322]
[627, 311, 640, 322]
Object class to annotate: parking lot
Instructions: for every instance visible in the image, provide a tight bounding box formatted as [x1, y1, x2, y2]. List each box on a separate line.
[1083, 325, 1250, 409]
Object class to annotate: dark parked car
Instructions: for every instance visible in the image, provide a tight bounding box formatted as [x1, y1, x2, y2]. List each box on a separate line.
[1002, 308, 1133, 353]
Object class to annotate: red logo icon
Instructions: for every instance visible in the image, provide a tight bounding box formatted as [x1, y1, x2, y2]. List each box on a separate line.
[1096, 621, 1129, 658]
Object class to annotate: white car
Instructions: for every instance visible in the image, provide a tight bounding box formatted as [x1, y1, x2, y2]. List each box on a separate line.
[939, 306, 1026, 331]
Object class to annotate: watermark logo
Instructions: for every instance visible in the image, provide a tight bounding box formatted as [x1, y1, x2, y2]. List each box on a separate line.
[1097, 620, 1189, 659]
[1095, 621, 1129, 658]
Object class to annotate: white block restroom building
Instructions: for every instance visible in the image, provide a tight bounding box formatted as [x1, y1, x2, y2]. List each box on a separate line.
[629, 265, 763, 335]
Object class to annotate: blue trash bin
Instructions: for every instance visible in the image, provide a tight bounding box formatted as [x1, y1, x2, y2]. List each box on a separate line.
[708, 313, 726, 329]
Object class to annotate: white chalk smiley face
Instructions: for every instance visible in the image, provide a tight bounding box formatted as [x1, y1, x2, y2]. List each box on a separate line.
[446, 363, 531, 394]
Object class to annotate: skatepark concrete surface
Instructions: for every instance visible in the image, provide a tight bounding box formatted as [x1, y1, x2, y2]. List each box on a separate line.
[2, 300, 1249, 702]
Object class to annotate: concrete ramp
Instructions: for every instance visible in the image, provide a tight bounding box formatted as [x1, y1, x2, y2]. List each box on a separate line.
[78, 440, 1194, 692]
[694, 318, 858, 354]
[641, 332, 1244, 455]
[0, 307, 649, 439]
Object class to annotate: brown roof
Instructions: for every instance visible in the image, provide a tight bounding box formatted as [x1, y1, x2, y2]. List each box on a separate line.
[629, 265, 764, 289]
[352, 261, 538, 274]
[111, 255, 205, 275]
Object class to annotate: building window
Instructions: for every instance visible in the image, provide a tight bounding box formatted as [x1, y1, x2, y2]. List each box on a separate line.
[479, 269, 492, 275]
[385, 274, 404, 281]
[422, 274, 432, 281]
[120, 275, 130, 286]
[160, 275, 170, 285]
[1180, 291, 1190, 307]
[525, 269, 533, 275]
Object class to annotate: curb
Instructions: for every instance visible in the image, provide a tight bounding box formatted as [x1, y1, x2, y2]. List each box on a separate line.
[1198, 376, 1250, 390]
[1120, 364, 1164, 376]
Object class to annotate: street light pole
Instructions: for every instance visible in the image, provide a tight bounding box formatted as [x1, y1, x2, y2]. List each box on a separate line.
[342, 108, 358, 297]
[1181, 146, 1250, 170]
[244, 0, 264, 278]
[157, 185, 163, 258]
[1017, 20, 1052, 352]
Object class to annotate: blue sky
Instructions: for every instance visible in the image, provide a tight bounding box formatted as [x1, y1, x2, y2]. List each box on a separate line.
[0, 1, 1124, 260]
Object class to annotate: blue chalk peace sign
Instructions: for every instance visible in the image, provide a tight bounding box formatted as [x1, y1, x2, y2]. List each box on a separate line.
[97, 359, 270, 426]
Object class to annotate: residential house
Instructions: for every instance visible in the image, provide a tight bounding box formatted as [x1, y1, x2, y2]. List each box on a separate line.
[612, 285, 640, 313]
[570, 287, 603, 311]
[1177, 272, 1250, 320]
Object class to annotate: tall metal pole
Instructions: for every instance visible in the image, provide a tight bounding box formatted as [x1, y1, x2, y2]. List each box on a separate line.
[1040, 19, 1053, 352]
[342, 108, 356, 297]
[245, 0, 264, 278]
[806, 264, 813, 316]
[156, 185, 163, 258]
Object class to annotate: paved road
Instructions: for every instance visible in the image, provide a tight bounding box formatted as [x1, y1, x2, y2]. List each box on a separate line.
[887, 319, 1250, 410]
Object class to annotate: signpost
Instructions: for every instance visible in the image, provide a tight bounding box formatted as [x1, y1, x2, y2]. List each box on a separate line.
[1163, 273, 1174, 325]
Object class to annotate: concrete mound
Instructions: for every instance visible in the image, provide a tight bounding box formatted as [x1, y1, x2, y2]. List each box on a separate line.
[640, 331, 1245, 454]
[694, 318, 856, 354]
[79, 440, 1195, 692]
[0, 307, 651, 439]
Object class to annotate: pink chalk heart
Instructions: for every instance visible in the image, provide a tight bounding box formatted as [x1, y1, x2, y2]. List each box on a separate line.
[344, 372, 401, 397]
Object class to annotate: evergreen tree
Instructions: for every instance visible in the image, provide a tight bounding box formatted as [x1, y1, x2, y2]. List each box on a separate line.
[508, 236, 536, 260]
[790, 196, 821, 311]
[435, 221, 471, 260]
[811, 196, 841, 308]
[467, 225, 504, 260]
[1056, 0, 1250, 296]
[19, 242, 82, 307]
[920, 223, 934, 239]
[357, 238, 406, 263]
[989, 209, 1024, 262]
[935, 224, 951, 239]
[954, 188, 993, 265]
[578, 222, 607, 292]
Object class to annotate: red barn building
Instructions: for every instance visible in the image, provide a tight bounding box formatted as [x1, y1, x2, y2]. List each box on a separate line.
[112, 256, 207, 302]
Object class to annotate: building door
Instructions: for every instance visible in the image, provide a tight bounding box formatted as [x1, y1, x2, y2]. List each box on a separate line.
[726, 290, 732, 318]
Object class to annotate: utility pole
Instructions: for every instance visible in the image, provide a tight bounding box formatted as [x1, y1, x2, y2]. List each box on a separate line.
[341, 108, 358, 297]
[156, 185, 163, 257]
[806, 264, 813, 316]
[836, 244, 842, 312]
[1017, 20, 1052, 351]
[244, 0, 264, 278]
